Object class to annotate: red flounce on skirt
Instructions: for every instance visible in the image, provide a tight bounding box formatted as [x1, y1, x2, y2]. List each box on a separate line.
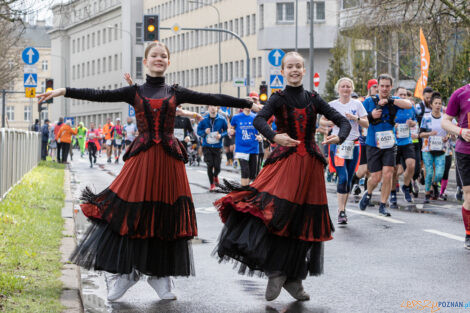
[71, 143, 197, 277]
[214, 151, 333, 279]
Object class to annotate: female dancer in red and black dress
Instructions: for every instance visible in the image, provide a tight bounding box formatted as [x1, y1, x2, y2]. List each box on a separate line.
[37, 41, 259, 301]
[214, 52, 351, 301]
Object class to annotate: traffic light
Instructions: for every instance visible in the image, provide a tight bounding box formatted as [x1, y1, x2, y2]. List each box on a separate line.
[259, 81, 268, 104]
[45, 78, 53, 103]
[38, 102, 46, 113]
[144, 15, 159, 42]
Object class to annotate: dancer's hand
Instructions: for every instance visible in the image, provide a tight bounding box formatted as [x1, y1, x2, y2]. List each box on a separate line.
[124, 73, 133, 86]
[37, 88, 66, 104]
[273, 133, 300, 147]
[461, 128, 470, 142]
[322, 135, 340, 145]
[251, 103, 263, 112]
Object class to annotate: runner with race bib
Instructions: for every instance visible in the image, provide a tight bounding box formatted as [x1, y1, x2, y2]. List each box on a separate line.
[321, 77, 368, 224]
[419, 92, 448, 203]
[359, 74, 413, 216]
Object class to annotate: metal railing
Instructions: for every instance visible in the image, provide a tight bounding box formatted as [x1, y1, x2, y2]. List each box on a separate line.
[0, 128, 41, 200]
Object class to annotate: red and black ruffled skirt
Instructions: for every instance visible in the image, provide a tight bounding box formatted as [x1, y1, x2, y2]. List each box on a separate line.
[71, 143, 197, 277]
[214, 151, 333, 279]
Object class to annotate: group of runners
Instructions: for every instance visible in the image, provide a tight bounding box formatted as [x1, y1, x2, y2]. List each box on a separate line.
[36, 39, 469, 305]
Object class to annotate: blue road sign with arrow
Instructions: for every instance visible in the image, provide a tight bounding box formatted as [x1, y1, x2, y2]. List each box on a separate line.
[24, 73, 37, 87]
[268, 49, 285, 67]
[22, 47, 40, 65]
[128, 105, 135, 117]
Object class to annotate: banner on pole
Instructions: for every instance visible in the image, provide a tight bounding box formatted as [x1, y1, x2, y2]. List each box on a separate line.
[414, 29, 430, 99]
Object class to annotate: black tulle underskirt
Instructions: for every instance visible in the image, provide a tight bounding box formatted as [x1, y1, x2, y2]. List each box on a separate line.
[214, 211, 324, 280]
[71, 221, 195, 277]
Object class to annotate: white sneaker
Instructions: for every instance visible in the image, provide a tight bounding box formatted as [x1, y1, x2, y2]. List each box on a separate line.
[147, 276, 177, 300]
[106, 272, 138, 301]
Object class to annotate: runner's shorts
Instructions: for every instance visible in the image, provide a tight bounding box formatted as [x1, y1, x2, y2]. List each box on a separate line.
[455, 151, 470, 186]
[366, 145, 397, 173]
[396, 143, 415, 165]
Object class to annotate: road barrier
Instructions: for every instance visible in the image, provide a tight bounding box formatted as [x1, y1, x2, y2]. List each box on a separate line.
[0, 128, 41, 199]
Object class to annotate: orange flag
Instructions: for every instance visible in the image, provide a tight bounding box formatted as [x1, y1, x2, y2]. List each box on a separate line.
[414, 29, 430, 99]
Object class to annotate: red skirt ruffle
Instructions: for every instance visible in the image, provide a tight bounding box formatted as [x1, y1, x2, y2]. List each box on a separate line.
[215, 152, 333, 242]
[80, 143, 197, 240]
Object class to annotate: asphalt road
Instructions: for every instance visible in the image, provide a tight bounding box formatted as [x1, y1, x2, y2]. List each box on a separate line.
[67, 151, 470, 313]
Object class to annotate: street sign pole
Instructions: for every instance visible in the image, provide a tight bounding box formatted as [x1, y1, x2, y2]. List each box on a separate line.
[1, 90, 5, 128]
[309, 0, 315, 91]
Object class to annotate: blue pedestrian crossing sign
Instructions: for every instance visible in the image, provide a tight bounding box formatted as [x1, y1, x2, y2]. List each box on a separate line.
[21, 47, 40, 65]
[269, 74, 284, 88]
[268, 49, 285, 67]
[24, 73, 37, 87]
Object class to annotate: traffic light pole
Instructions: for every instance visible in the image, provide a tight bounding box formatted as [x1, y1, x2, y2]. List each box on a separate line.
[160, 26, 251, 95]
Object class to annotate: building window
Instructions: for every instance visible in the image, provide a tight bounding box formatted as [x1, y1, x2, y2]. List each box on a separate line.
[77, 38, 80, 52]
[72, 39, 75, 53]
[97, 30, 101, 45]
[103, 28, 106, 43]
[92, 60, 95, 75]
[342, 0, 359, 9]
[103, 57, 106, 72]
[307, 1, 326, 21]
[24, 105, 32, 121]
[82, 36, 85, 50]
[240, 60, 244, 77]
[246, 15, 250, 36]
[97, 59, 101, 74]
[229, 62, 233, 81]
[87, 34, 90, 49]
[114, 24, 118, 40]
[136, 57, 143, 79]
[136, 22, 143, 44]
[92, 32, 95, 47]
[108, 56, 112, 72]
[82, 62, 85, 77]
[252, 14, 256, 33]
[87, 61, 90, 76]
[235, 61, 239, 78]
[6, 106, 14, 121]
[77, 64, 80, 79]
[259, 4, 264, 29]
[41, 60, 48, 71]
[257, 57, 262, 77]
[277, 2, 294, 23]
[240, 17, 244, 37]
[40, 108, 48, 121]
[72, 65, 76, 80]
[252, 58, 256, 78]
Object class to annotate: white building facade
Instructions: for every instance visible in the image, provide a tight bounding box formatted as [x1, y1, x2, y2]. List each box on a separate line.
[49, 0, 143, 127]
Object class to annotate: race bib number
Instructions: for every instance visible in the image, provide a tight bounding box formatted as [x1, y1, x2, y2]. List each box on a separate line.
[106, 139, 112, 146]
[396, 123, 410, 139]
[335, 140, 355, 160]
[361, 127, 368, 137]
[429, 136, 443, 151]
[206, 131, 220, 144]
[410, 126, 419, 137]
[115, 139, 122, 145]
[375, 130, 395, 149]
[235, 152, 250, 161]
[88, 133, 96, 139]
[78, 135, 84, 139]
[174, 128, 185, 141]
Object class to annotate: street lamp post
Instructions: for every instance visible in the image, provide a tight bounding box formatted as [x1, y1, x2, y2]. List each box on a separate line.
[188, 0, 222, 94]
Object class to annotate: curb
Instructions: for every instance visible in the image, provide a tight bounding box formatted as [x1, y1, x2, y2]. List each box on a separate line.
[60, 168, 84, 313]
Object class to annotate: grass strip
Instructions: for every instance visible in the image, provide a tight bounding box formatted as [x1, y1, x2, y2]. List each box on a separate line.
[0, 161, 65, 313]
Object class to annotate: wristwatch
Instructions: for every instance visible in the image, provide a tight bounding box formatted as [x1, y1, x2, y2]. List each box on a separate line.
[357, 116, 360, 121]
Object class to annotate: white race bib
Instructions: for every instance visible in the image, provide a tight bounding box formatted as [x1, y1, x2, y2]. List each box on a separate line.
[206, 131, 220, 144]
[115, 139, 122, 145]
[88, 133, 96, 139]
[106, 139, 112, 145]
[235, 152, 250, 161]
[375, 130, 395, 149]
[335, 140, 355, 160]
[429, 136, 443, 151]
[174, 128, 185, 141]
[396, 123, 410, 139]
[410, 126, 419, 137]
[361, 127, 368, 137]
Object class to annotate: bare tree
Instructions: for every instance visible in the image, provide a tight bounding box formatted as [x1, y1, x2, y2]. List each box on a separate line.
[0, 19, 24, 90]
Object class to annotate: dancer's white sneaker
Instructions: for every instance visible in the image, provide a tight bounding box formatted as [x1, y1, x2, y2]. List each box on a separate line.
[147, 276, 177, 300]
[106, 272, 138, 301]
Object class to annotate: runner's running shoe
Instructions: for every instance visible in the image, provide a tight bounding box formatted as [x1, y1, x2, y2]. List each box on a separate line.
[401, 185, 413, 203]
[359, 192, 371, 211]
[338, 211, 348, 224]
[378, 203, 391, 217]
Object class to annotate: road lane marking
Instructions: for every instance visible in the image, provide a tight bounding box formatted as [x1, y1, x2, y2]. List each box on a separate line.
[196, 207, 217, 214]
[347, 209, 406, 224]
[423, 229, 465, 242]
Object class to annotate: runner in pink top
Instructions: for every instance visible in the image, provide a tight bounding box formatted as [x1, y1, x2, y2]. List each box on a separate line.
[441, 82, 470, 249]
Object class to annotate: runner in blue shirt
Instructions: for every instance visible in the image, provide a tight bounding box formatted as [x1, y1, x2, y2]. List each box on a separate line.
[230, 104, 262, 186]
[390, 87, 417, 207]
[359, 74, 413, 216]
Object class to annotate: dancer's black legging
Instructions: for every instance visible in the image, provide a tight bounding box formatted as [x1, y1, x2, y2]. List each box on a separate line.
[88, 142, 97, 165]
[203, 147, 222, 184]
